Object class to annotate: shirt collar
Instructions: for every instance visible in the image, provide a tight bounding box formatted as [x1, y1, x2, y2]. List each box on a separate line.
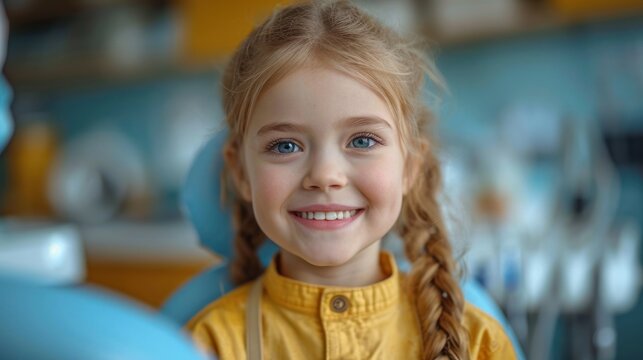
[263, 251, 401, 316]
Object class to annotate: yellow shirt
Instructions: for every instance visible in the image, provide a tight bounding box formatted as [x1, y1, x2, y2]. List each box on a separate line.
[188, 252, 518, 359]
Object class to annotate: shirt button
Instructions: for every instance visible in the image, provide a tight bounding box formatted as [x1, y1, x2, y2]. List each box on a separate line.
[330, 295, 349, 313]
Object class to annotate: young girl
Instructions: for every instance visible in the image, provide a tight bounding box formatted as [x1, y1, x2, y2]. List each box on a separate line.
[188, 1, 518, 359]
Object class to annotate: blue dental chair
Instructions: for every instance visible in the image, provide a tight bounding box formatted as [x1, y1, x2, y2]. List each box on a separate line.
[0, 274, 206, 359]
[161, 131, 526, 359]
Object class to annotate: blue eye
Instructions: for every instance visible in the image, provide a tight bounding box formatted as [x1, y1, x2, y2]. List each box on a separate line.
[350, 136, 376, 149]
[271, 141, 300, 154]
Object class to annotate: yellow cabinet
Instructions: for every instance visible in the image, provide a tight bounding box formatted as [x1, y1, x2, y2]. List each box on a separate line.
[179, 0, 294, 63]
[552, 0, 643, 19]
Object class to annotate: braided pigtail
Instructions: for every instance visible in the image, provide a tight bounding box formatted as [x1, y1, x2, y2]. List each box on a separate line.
[229, 198, 266, 285]
[399, 111, 469, 360]
[221, 136, 267, 286]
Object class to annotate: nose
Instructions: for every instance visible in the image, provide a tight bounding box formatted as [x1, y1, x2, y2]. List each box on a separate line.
[302, 152, 348, 192]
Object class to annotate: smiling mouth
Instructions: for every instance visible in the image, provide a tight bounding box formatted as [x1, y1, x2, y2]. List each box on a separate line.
[292, 209, 360, 221]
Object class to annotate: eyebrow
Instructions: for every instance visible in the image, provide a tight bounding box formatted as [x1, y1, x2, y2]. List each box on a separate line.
[342, 116, 392, 130]
[256, 122, 307, 136]
[256, 115, 392, 136]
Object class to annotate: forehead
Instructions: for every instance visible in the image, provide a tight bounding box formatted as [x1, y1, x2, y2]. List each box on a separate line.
[247, 65, 397, 134]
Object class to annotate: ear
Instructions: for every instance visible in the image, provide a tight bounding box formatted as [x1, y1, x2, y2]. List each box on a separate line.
[223, 140, 252, 202]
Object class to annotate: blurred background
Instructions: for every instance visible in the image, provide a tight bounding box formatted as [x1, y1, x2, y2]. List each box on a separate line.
[0, 0, 641, 359]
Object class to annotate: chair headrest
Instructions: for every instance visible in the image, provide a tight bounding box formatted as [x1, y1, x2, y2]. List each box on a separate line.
[181, 130, 234, 260]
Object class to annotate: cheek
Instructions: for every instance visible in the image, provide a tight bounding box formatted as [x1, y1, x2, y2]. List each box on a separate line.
[249, 164, 295, 212]
[358, 156, 406, 212]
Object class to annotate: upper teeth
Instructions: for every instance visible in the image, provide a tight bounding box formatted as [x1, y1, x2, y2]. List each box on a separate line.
[297, 210, 357, 220]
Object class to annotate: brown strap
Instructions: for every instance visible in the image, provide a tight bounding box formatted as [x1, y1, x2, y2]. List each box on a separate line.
[246, 277, 263, 360]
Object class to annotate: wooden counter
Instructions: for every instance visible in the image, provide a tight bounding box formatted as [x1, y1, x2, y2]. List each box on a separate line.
[81, 221, 220, 309]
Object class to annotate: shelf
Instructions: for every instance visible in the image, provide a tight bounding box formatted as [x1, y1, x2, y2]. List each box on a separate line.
[425, 6, 643, 48]
[6, 0, 169, 30]
[5, 55, 223, 92]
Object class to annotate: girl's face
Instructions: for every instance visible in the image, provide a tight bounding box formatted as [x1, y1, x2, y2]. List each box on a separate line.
[237, 65, 410, 269]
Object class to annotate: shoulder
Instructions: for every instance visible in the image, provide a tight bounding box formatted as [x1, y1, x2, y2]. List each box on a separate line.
[186, 282, 253, 358]
[188, 282, 252, 327]
[463, 302, 519, 359]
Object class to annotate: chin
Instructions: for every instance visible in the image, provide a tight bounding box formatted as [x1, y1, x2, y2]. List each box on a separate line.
[298, 247, 358, 267]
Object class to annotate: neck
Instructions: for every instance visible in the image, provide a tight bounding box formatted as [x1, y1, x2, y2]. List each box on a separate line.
[278, 241, 386, 287]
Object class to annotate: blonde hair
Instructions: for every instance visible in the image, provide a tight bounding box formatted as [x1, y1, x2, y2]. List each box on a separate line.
[221, 1, 468, 359]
